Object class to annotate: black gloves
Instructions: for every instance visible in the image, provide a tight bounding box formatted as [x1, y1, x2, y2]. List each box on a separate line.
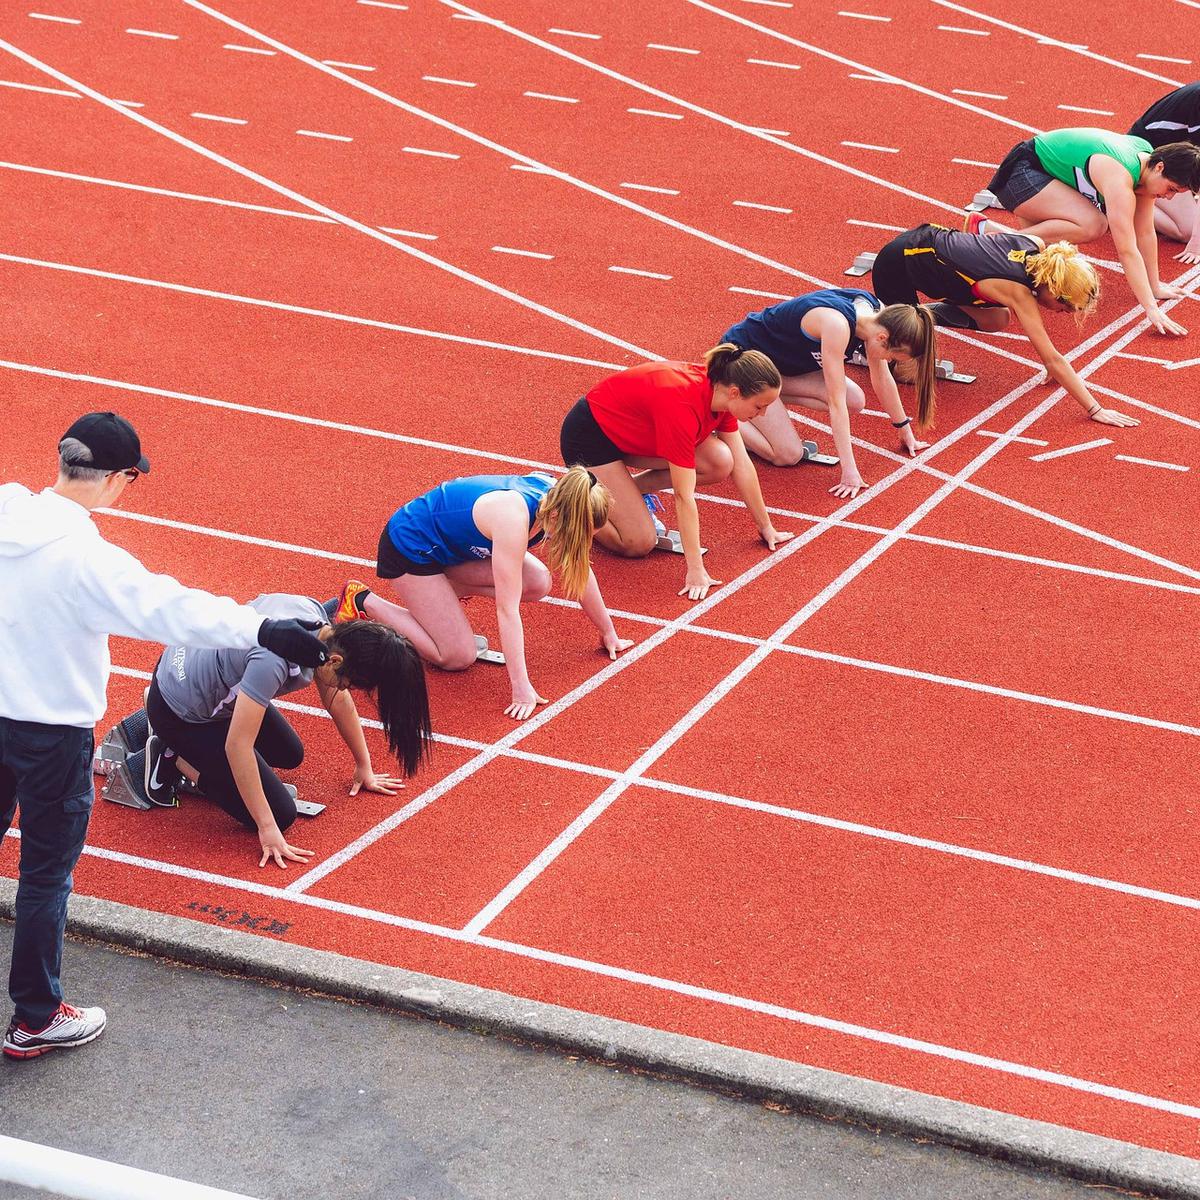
[257, 618, 328, 667]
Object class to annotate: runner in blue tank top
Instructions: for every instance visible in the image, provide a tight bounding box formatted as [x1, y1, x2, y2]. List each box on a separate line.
[331, 469, 632, 722]
[720, 289, 938, 498]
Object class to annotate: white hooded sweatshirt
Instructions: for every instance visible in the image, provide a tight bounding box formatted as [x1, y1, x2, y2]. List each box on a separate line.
[0, 485, 264, 728]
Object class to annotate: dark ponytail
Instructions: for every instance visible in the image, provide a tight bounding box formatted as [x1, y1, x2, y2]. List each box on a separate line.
[875, 303, 938, 428]
[325, 620, 433, 776]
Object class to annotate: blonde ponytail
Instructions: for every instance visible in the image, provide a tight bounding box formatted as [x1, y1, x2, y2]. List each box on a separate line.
[538, 466, 611, 601]
[1026, 242, 1100, 319]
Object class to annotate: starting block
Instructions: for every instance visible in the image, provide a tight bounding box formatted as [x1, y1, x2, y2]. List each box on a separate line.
[801, 440, 839, 467]
[287, 786, 325, 819]
[844, 250, 877, 277]
[935, 359, 976, 384]
[965, 189, 999, 213]
[474, 633, 506, 665]
[92, 708, 149, 778]
[100, 764, 152, 811]
[654, 530, 707, 556]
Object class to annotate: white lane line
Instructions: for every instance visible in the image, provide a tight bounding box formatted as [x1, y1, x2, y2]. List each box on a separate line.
[838, 10, 891, 19]
[324, 59, 375, 72]
[1115, 455, 1189, 472]
[729, 285, 792, 299]
[929, 0, 1183, 88]
[524, 90, 578, 102]
[628, 106, 684, 119]
[1029, 438, 1113, 462]
[358, 0, 408, 7]
[1058, 103, 1115, 116]
[619, 181, 680, 194]
[191, 111, 247, 124]
[224, 42, 274, 54]
[28, 12, 82, 22]
[509, 163, 550, 172]
[296, 128, 352, 141]
[0, 78, 78, 96]
[423, 74, 476, 86]
[748, 57, 801, 69]
[491, 245, 553, 259]
[0, 1134, 260, 1200]
[977, 430, 1048, 446]
[733, 199, 792, 213]
[848, 72, 901, 82]
[0, 259, 625, 370]
[548, 26, 600, 38]
[647, 42, 700, 53]
[1137, 53, 1191, 64]
[937, 23, 988, 34]
[401, 145, 459, 157]
[953, 88, 1006, 100]
[748, 125, 790, 135]
[126, 28, 178, 38]
[28, 829, 1200, 1121]
[846, 218, 905, 231]
[609, 264, 672, 279]
[739, 0, 792, 5]
[377, 226, 438, 239]
[841, 140, 899, 153]
[953, 157, 1000, 168]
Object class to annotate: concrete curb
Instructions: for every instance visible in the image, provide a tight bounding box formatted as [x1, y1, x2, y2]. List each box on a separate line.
[3, 882, 1198, 1198]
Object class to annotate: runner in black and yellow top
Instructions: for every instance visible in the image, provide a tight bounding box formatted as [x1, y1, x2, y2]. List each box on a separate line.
[872, 223, 1136, 428]
[980, 128, 1200, 335]
[1130, 83, 1200, 263]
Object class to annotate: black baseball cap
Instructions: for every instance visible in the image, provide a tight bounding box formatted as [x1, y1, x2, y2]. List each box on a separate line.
[60, 412, 151, 474]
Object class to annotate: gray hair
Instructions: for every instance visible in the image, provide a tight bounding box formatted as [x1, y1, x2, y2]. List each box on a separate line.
[58, 437, 109, 484]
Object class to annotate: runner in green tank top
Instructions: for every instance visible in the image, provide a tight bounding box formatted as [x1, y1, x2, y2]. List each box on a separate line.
[979, 128, 1200, 335]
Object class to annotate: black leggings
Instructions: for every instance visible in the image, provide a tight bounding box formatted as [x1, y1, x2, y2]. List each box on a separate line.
[146, 675, 303, 831]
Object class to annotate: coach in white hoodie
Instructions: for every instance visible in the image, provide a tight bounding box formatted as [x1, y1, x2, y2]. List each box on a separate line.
[0, 412, 329, 1060]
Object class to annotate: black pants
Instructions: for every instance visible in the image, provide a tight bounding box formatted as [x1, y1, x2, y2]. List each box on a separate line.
[145, 677, 302, 831]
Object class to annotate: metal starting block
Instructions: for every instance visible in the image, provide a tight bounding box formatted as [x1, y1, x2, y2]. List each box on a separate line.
[935, 359, 976, 384]
[655, 529, 707, 556]
[844, 250, 877, 277]
[474, 633, 506, 665]
[100, 765, 152, 811]
[92, 708, 150, 777]
[801, 440, 839, 467]
[965, 189, 999, 213]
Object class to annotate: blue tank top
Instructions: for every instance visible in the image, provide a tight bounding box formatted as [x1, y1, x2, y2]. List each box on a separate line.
[720, 288, 881, 378]
[385, 473, 552, 567]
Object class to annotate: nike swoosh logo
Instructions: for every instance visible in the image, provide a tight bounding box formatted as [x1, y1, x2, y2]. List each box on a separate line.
[149, 761, 168, 791]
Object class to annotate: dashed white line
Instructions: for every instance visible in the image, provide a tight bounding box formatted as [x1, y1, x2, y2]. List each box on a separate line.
[977, 430, 1048, 447]
[620, 181, 680, 195]
[0, 79, 78, 97]
[749, 126, 790, 136]
[492, 245, 554, 260]
[376, 226, 437, 239]
[733, 199, 792, 213]
[548, 26, 600, 38]
[112, 99, 143, 107]
[953, 88, 1006, 100]
[609, 265, 672, 280]
[192, 111, 247, 124]
[28, 13, 82, 23]
[647, 42, 700, 54]
[937, 23, 988, 34]
[848, 73, 900, 83]
[1029, 438, 1112, 462]
[1058, 104, 1115, 116]
[125, 28, 178, 39]
[628, 107, 683, 120]
[748, 57, 801, 69]
[846, 218, 906, 231]
[401, 145, 459, 158]
[324, 60, 376, 72]
[738, 0, 792, 6]
[1114, 454, 1189, 472]
[224, 42, 274, 54]
[842, 140, 899, 153]
[296, 128, 353, 141]
[1176, 0, 1200, 9]
[358, 0, 408, 7]
[838, 10, 891, 19]
[524, 90, 578, 103]
[953, 157, 1000, 168]
[510, 163, 550, 173]
[730, 286, 792, 300]
[1137, 53, 1191, 64]
[423, 74, 476, 86]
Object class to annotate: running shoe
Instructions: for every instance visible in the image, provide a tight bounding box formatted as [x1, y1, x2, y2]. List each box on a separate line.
[143, 734, 181, 807]
[963, 211, 988, 236]
[332, 580, 371, 623]
[643, 493, 667, 538]
[4, 1002, 107, 1059]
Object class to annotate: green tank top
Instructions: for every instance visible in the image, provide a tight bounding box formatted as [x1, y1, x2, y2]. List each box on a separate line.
[1032, 128, 1151, 212]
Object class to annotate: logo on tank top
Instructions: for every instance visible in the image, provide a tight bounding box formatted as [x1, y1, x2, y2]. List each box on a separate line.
[469, 545, 493, 559]
[1007, 250, 1028, 263]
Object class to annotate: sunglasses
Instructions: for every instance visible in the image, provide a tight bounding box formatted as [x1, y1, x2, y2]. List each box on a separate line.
[108, 468, 140, 481]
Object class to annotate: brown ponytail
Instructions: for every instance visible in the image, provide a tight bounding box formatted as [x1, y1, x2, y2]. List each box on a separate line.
[702, 342, 781, 394]
[538, 466, 611, 601]
[875, 303, 938, 428]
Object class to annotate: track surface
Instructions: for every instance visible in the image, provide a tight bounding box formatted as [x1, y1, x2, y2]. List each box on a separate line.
[2, 0, 1199, 1159]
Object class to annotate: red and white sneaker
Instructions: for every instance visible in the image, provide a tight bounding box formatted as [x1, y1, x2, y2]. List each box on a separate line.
[963, 211, 989, 236]
[4, 1001, 107, 1059]
[332, 580, 370, 623]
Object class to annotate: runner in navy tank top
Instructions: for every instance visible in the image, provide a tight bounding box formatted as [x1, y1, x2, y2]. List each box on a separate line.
[871, 224, 1137, 428]
[330, 470, 631, 722]
[720, 288, 937, 498]
[1130, 83, 1200, 262]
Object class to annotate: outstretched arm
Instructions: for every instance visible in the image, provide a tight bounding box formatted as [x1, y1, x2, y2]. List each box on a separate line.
[668, 462, 718, 602]
[578, 567, 633, 659]
[316, 677, 402, 795]
[801, 308, 861, 495]
[865, 346, 927, 457]
[718, 429, 793, 551]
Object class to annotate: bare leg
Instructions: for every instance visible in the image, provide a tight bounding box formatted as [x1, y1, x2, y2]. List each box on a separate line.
[364, 574, 478, 670]
[1010, 181, 1108, 244]
[741, 399, 807, 466]
[631, 438, 733, 491]
[587, 459, 659, 557]
[972, 307, 1012, 333]
[444, 554, 552, 602]
[1153, 191, 1197, 242]
[780, 372, 866, 413]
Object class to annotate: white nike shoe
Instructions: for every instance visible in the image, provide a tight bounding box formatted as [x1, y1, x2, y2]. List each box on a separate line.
[4, 1002, 107, 1059]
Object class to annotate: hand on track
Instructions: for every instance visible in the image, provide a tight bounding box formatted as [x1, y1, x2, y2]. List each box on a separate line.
[900, 428, 930, 457]
[1175, 245, 1200, 265]
[1090, 407, 1140, 428]
[1146, 306, 1187, 336]
[679, 567, 722, 602]
[258, 824, 315, 870]
[830, 472, 867, 499]
[505, 687, 549, 721]
[350, 769, 404, 796]
[602, 632, 635, 660]
[759, 527, 795, 552]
